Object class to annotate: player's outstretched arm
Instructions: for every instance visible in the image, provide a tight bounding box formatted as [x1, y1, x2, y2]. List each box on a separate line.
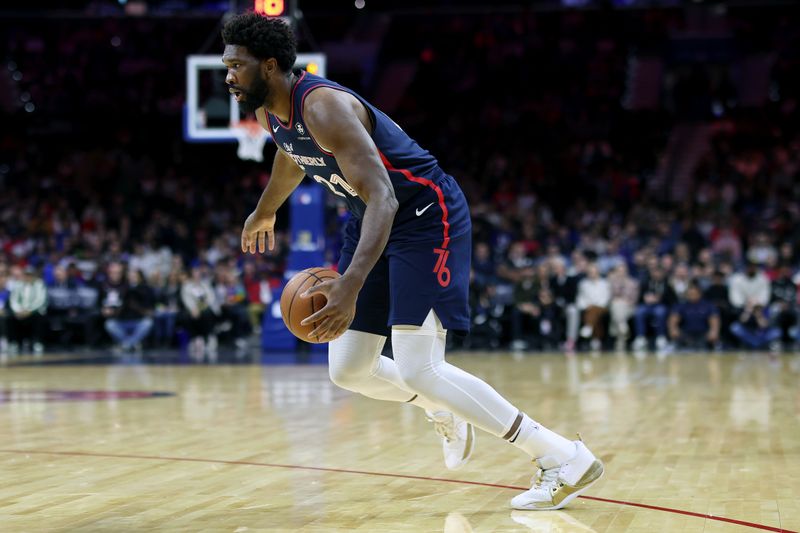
[242, 148, 305, 254]
[299, 88, 398, 340]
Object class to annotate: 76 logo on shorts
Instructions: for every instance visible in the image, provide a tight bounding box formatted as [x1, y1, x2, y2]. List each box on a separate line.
[433, 248, 451, 287]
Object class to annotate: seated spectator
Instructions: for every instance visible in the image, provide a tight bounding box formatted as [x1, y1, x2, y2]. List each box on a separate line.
[668, 282, 720, 350]
[151, 268, 183, 348]
[73, 283, 101, 347]
[472, 241, 496, 287]
[104, 268, 154, 353]
[534, 288, 563, 350]
[7, 266, 48, 355]
[45, 265, 81, 347]
[729, 260, 771, 310]
[214, 265, 250, 351]
[704, 270, 734, 344]
[768, 263, 797, 348]
[467, 269, 504, 350]
[510, 262, 545, 350]
[181, 265, 220, 361]
[242, 261, 272, 335]
[670, 263, 692, 302]
[730, 301, 782, 351]
[0, 270, 9, 355]
[497, 242, 535, 284]
[100, 262, 126, 339]
[607, 262, 639, 351]
[550, 255, 582, 352]
[633, 266, 676, 352]
[576, 262, 610, 352]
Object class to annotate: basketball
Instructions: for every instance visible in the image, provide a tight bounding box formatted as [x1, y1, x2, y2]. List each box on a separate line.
[280, 267, 342, 343]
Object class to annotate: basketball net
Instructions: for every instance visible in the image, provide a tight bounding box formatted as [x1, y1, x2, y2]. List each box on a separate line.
[233, 119, 269, 162]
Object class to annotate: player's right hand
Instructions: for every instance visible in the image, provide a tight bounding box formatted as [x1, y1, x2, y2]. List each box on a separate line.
[241, 211, 276, 254]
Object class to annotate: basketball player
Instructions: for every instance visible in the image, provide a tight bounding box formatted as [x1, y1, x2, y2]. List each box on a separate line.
[228, 13, 603, 509]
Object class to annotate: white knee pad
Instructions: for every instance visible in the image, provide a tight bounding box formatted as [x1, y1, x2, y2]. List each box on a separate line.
[328, 330, 386, 392]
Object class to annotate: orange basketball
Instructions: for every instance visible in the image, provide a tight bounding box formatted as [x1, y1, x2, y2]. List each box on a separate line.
[280, 267, 342, 343]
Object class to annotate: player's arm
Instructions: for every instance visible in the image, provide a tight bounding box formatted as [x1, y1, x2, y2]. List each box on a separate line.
[300, 88, 399, 340]
[242, 148, 306, 254]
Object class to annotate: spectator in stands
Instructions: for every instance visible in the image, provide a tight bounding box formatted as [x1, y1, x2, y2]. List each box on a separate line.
[576, 262, 610, 352]
[214, 264, 250, 351]
[747, 232, 778, 266]
[151, 268, 183, 348]
[104, 268, 154, 353]
[768, 263, 797, 348]
[670, 263, 692, 302]
[550, 255, 582, 352]
[100, 261, 127, 340]
[7, 266, 48, 355]
[472, 242, 496, 287]
[704, 270, 735, 346]
[510, 263, 543, 351]
[75, 284, 101, 347]
[45, 265, 81, 347]
[181, 265, 220, 361]
[632, 265, 676, 352]
[534, 288, 563, 350]
[608, 262, 639, 351]
[242, 261, 271, 336]
[668, 282, 720, 350]
[729, 261, 771, 310]
[730, 302, 782, 351]
[0, 270, 9, 355]
[497, 242, 535, 284]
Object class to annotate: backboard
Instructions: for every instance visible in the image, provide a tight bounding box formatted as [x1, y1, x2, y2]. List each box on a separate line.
[184, 53, 327, 143]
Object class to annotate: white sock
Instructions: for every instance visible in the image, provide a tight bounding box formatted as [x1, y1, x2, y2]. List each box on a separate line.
[503, 412, 576, 464]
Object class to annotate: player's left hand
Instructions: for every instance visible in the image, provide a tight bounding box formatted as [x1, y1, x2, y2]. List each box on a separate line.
[300, 275, 361, 342]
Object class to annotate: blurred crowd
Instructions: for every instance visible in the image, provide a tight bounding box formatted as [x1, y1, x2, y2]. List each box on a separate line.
[0, 257, 274, 360]
[2, 7, 800, 356]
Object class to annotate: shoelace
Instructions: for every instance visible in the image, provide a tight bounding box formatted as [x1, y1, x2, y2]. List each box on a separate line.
[430, 415, 457, 443]
[532, 466, 560, 491]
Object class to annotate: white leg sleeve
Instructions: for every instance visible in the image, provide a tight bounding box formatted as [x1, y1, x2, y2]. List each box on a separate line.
[328, 329, 441, 411]
[391, 311, 519, 436]
[392, 311, 575, 461]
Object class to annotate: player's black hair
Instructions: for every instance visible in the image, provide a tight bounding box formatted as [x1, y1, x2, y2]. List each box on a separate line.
[222, 12, 297, 72]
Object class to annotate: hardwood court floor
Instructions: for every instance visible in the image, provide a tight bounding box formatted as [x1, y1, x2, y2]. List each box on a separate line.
[1, 351, 799, 532]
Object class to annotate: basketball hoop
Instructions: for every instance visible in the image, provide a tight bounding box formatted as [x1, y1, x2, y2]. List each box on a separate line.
[232, 119, 269, 162]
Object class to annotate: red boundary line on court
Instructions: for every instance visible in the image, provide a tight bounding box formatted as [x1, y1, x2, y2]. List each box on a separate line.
[0, 449, 793, 532]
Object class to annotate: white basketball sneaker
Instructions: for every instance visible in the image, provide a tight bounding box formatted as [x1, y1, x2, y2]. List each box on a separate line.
[426, 410, 475, 470]
[511, 438, 604, 511]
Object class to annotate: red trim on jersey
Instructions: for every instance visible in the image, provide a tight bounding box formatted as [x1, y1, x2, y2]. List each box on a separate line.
[267, 70, 307, 131]
[379, 151, 450, 249]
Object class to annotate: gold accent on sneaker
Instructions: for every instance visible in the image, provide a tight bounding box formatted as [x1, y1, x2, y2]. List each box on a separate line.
[538, 460, 605, 509]
[462, 423, 474, 461]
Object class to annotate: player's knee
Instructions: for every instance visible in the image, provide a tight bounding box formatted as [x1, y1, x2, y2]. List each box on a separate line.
[394, 363, 428, 392]
[328, 361, 369, 392]
[327, 330, 385, 392]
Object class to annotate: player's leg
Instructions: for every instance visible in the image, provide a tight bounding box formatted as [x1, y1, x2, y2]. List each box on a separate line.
[331, 230, 475, 469]
[388, 232, 602, 509]
[328, 328, 432, 406]
[328, 328, 475, 469]
[392, 312, 603, 509]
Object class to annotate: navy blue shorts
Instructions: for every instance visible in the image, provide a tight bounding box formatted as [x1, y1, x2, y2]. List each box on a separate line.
[338, 229, 472, 337]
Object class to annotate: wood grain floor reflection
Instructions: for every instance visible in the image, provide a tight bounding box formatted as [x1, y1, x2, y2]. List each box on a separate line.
[1, 351, 798, 532]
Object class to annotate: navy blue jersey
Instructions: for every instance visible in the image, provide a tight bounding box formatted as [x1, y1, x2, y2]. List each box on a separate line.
[257, 70, 470, 247]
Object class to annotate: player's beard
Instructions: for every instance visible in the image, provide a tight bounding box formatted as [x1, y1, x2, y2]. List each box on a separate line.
[237, 75, 269, 115]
